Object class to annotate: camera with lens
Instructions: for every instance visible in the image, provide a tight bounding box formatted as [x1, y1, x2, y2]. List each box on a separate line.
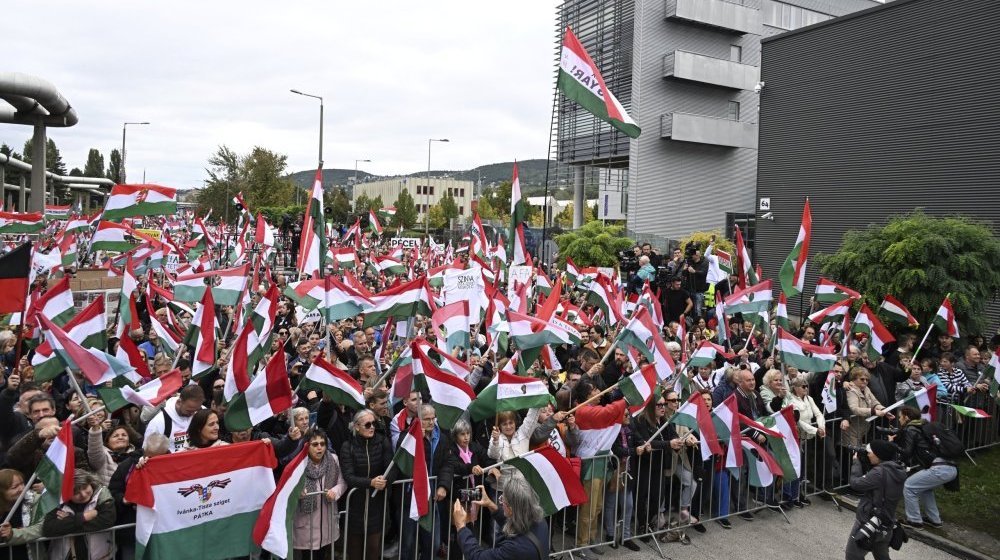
[873, 426, 899, 436]
[846, 445, 872, 470]
[458, 487, 482, 506]
[617, 250, 639, 274]
[852, 514, 887, 551]
[655, 266, 675, 288]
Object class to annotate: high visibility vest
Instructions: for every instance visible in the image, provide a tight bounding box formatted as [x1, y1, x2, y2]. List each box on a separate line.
[704, 283, 716, 308]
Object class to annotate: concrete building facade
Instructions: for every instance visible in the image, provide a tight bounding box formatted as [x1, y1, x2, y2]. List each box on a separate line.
[353, 177, 475, 221]
[555, 0, 879, 246]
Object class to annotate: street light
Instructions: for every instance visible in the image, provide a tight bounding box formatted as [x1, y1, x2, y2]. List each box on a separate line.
[426, 138, 449, 235]
[290, 89, 324, 170]
[121, 121, 149, 184]
[354, 159, 371, 186]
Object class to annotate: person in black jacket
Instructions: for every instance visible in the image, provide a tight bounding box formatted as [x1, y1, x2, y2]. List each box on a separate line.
[341, 408, 397, 560]
[401, 404, 455, 560]
[845, 440, 906, 560]
[630, 393, 671, 538]
[894, 407, 957, 530]
[452, 475, 549, 560]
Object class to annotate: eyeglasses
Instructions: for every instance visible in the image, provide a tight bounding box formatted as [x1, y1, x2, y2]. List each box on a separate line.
[359, 421, 375, 429]
[655, 403, 667, 408]
[213, 384, 225, 390]
[278, 331, 289, 336]
[664, 398, 679, 403]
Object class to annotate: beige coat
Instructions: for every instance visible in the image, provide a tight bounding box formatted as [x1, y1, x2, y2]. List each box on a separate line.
[294, 453, 348, 550]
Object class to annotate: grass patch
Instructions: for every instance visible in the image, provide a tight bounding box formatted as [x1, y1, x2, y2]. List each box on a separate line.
[932, 448, 1000, 539]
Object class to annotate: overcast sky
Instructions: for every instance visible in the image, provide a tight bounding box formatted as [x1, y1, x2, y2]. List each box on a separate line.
[1, 0, 560, 188]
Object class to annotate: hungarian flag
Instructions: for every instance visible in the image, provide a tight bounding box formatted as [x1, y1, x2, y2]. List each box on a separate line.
[298, 168, 326, 278]
[254, 213, 275, 247]
[374, 255, 406, 276]
[932, 295, 959, 338]
[509, 223, 528, 268]
[879, 295, 918, 328]
[392, 419, 433, 530]
[669, 391, 724, 460]
[761, 406, 801, 479]
[36, 418, 75, 503]
[814, 278, 861, 304]
[687, 340, 736, 368]
[613, 305, 657, 361]
[102, 184, 177, 221]
[620, 364, 658, 416]
[223, 290, 275, 400]
[564, 257, 582, 285]
[363, 277, 435, 327]
[368, 209, 384, 236]
[125, 441, 277, 560]
[186, 288, 218, 379]
[330, 247, 358, 270]
[950, 404, 990, 419]
[507, 446, 588, 516]
[775, 328, 836, 373]
[64, 214, 92, 234]
[808, 297, 853, 325]
[0, 242, 31, 314]
[584, 274, 622, 327]
[775, 292, 791, 331]
[778, 199, 812, 297]
[712, 394, 743, 468]
[431, 301, 471, 353]
[852, 303, 895, 361]
[99, 369, 183, 411]
[253, 445, 309, 559]
[903, 385, 937, 422]
[734, 224, 757, 289]
[0, 211, 45, 234]
[32, 295, 108, 382]
[507, 309, 581, 349]
[987, 349, 1000, 399]
[116, 334, 152, 381]
[820, 371, 838, 413]
[173, 265, 248, 306]
[574, 399, 627, 459]
[647, 329, 676, 382]
[494, 369, 554, 412]
[37, 314, 116, 385]
[724, 279, 773, 315]
[558, 27, 640, 138]
[298, 356, 366, 409]
[736, 439, 784, 487]
[226, 350, 293, 432]
[45, 204, 72, 219]
[411, 350, 476, 430]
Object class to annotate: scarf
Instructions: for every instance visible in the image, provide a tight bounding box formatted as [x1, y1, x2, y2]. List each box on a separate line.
[458, 445, 473, 464]
[299, 451, 331, 514]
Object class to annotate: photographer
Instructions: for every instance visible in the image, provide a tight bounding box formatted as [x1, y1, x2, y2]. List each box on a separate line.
[894, 407, 957, 530]
[682, 245, 709, 319]
[845, 440, 906, 560]
[452, 475, 549, 560]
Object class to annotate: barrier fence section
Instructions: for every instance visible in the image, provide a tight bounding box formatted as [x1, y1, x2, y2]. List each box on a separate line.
[1, 401, 997, 560]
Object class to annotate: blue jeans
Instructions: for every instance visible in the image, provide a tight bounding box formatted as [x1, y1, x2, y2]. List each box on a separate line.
[903, 464, 957, 524]
[603, 484, 634, 540]
[711, 470, 730, 517]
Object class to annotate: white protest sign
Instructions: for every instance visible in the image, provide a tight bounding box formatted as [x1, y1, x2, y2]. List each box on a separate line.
[508, 265, 533, 285]
[444, 268, 486, 321]
[389, 237, 421, 249]
[165, 254, 180, 273]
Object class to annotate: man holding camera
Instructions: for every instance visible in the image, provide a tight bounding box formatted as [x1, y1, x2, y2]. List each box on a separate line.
[682, 246, 709, 319]
[845, 440, 906, 560]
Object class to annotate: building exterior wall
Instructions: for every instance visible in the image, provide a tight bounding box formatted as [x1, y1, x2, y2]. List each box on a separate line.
[754, 0, 1000, 326]
[352, 177, 475, 219]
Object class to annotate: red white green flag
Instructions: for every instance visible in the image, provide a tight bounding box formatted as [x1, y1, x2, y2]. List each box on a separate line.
[620, 364, 658, 416]
[368, 209, 384, 236]
[669, 391, 724, 460]
[950, 404, 990, 419]
[411, 350, 476, 430]
[506, 445, 588, 516]
[879, 295, 919, 328]
[932, 295, 959, 338]
[779, 199, 811, 297]
[363, 277, 435, 327]
[724, 279, 773, 315]
[987, 348, 1000, 399]
[761, 406, 801, 479]
[100, 368, 183, 411]
[102, 184, 177, 221]
[36, 418, 75, 503]
[253, 445, 308, 559]
[613, 305, 657, 362]
[0, 211, 45, 234]
[392, 419, 433, 530]
[225, 350, 293, 432]
[298, 355, 365, 409]
[298, 168, 326, 278]
[815, 278, 861, 304]
[92, 220, 135, 252]
[558, 27, 640, 139]
[852, 303, 896, 361]
[808, 297, 853, 325]
[734, 225, 758, 289]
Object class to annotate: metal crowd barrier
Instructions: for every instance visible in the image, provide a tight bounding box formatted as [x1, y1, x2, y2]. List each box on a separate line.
[3, 400, 997, 560]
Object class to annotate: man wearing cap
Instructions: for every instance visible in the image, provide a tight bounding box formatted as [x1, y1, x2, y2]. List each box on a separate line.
[845, 440, 906, 560]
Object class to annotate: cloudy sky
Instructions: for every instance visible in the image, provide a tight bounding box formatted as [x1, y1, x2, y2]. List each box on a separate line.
[1, 0, 560, 188]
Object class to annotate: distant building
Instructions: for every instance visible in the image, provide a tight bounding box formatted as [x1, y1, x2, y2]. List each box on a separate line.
[352, 177, 475, 221]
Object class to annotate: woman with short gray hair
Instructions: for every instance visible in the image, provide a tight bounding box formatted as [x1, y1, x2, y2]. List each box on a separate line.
[452, 473, 548, 559]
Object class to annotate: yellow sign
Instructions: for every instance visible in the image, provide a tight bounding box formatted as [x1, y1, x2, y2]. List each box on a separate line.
[136, 228, 162, 240]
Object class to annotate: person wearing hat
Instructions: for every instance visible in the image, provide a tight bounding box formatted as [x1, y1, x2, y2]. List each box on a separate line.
[845, 439, 906, 559]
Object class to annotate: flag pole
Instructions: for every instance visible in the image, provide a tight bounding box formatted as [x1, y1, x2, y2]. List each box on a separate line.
[1, 472, 38, 526]
[480, 448, 540, 474]
[566, 380, 622, 415]
[911, 292, 948, 360]
[64, 367, 94, 414]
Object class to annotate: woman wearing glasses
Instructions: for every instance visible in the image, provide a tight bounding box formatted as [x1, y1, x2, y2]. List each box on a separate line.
[341, 409, 396, 560]
[293, 428, 347, 560]
[630, 392, 673, 538]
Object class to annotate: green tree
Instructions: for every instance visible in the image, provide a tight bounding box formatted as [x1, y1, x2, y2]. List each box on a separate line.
[426, 204, 447, 229]
[553, 220, 634, 268]
[326, 187, 352, 224]
[816, 211, 1000, 335]
[198, 145, 242, 220]
[243, 146, 295, 209]
[83, 149, 105, 178]
[394, 188, 418, 229]
[371, 194, 385, 214]
[476, 196, 500, 221]
[440, 191, 459, 222]
[354, 192, 371, 214]
[679, 230, 735, 255]
[482, 180, 511, 221]
[106, 149, 123, 184]
[69, 168, 83, 177]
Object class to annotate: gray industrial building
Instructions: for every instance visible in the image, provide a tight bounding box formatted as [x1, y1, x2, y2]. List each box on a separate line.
[753, 0, 1000, 327]
[553, 0, 880, 245]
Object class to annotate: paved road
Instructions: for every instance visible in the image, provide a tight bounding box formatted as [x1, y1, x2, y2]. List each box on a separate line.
[563, 501, 958, 560]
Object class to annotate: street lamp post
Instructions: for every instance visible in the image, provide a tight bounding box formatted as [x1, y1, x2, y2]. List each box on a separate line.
[354, 158, 371, 186]
[121, 121, 149, 184]
[291, 89, 325, 206]
[425, 138, 449, 235]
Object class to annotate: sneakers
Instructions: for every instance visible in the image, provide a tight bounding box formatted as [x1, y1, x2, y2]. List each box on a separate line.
[716, 518, 733, 529]
[381, 541, 399, 559]
[739, 512, 755, 522]
[622, 540, 641, 552]
[799, 496, 812, 506]
[691, 523, 707, 533]
[791, 500, 805, 509]
[922, 518, 944, 529]
[900, 519, 924, 530]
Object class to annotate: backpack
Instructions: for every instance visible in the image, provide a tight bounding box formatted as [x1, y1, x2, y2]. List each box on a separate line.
[921, 421, 964, 460]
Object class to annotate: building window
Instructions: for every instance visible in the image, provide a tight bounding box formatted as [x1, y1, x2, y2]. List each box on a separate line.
[728, 101, 740, 121]
[459, 206, 465, 215]
[430, 186, 435, 196]
[730, 45, 742, 63]
[460, 188, 465, 197]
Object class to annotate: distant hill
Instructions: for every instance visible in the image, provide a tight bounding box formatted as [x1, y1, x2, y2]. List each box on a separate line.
[287, 159, 553, 191]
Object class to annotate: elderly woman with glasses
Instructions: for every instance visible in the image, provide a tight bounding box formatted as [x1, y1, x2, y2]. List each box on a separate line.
[341, 408, 397, 560]
[844, 367, 893, 449]
[293, 427, 347, 559]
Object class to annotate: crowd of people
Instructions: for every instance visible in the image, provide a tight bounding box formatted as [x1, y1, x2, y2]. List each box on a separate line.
[0, 224, 996, 560]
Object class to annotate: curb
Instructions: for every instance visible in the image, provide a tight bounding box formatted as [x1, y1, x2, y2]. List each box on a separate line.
[835, 494, 996, 560]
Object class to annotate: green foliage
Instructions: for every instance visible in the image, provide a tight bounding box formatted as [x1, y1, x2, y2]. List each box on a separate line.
[394, 188, 418, 229]
[69, 168, 83, 177]
[259, 205, 305, 226]
[83, 149, 105, 178]
[482, 180, 511, 221]
[197, 145, 296, 220]
[931, 448, 1000, 548]
[371, 195, 385, 214]
[106, 149, 122, 184]
[440, 191, 459, 221]
[354, 193, 371, 214]
[553, 220, 634, 269]
[325, 188, 352, 224]
[816, 211, 1000, 335]
[476, 196, 500, 221]
[426, 204, 447, 229]
[679, 230, 734, 254]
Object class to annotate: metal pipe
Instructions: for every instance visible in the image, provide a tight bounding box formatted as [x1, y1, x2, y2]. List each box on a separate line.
[122, 121, 150, 185]
[0, 72, 78, 127]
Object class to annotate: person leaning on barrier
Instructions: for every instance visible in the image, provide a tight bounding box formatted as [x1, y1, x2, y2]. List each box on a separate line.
[845, 440, 906, 560]
[42, 470, 117, 560]
[893, 407, 957, 530]
[451, 474, 549, 560]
